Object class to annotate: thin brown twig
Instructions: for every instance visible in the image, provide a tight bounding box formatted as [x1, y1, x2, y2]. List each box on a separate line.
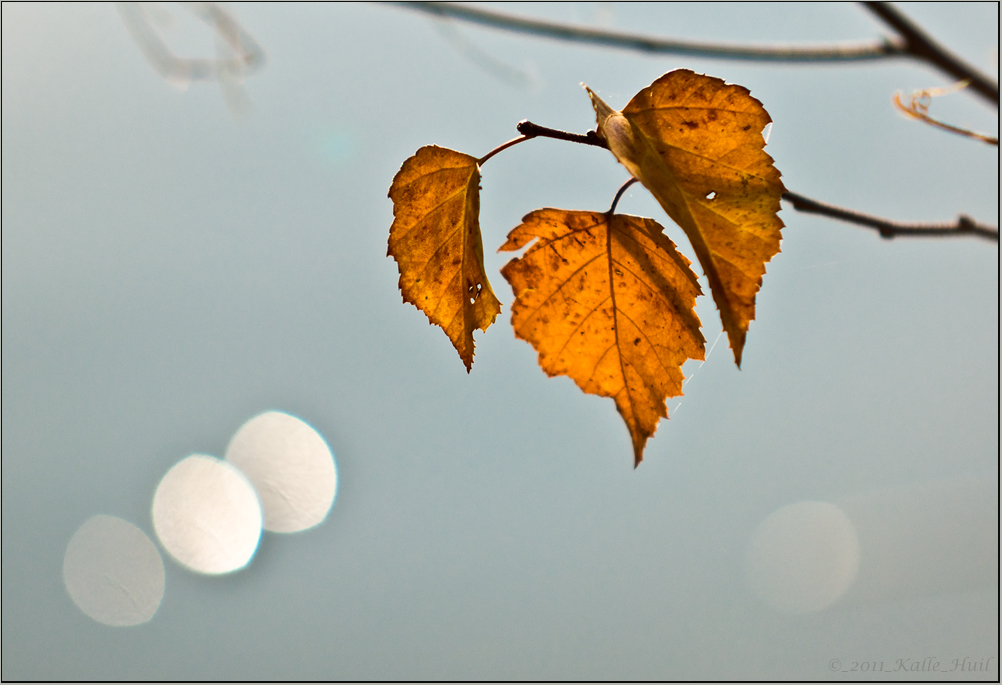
[478, 121, 607, 165]
[782, 192, 999, 242]
[516, 120, 608, 148]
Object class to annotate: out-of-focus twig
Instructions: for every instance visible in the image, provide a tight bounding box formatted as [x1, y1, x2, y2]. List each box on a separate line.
[117, 2, 265, 87]
[431, 16, 540, 91]
[893, 83, 999, 146]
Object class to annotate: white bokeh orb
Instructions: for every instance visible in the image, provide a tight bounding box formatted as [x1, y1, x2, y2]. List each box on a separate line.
[152, 454, 262, 574]
[63, 515, 165, 627]
[225, 411, 337, 533]
[745, 501, 860, 614]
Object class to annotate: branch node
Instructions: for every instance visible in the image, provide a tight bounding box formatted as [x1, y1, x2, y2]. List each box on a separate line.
[515, 119, 537, 137]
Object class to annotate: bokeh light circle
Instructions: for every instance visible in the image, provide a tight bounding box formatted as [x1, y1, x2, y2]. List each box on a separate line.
[745, 501, 860, 614]
[63, 515, 165, 626]
[151, 454, 262, 574]
[225, 411, 338, 533]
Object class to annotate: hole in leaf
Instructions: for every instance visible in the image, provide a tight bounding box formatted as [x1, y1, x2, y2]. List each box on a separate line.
[467, 281, 483, 304]
[706, 191, 717, 200]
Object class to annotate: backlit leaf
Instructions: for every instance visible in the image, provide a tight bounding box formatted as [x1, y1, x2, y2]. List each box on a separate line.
[388, 145, 502, 371]
[587, 70, 785, 367]
[500, 209, 706, 465]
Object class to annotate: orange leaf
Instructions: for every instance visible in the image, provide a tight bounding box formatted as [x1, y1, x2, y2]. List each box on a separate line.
[500, 209, 706, 465]
[388, 146, 502, 371]
[587, 70, 785, 367]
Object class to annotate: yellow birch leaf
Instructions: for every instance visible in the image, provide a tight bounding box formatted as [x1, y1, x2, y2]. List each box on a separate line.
[587, 70, 785, 367]
[500, 209, 706, 466]
[388, 145, 502, 372]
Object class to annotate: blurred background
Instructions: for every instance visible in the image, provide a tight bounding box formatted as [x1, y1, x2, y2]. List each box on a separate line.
[2, 2, 997, 679]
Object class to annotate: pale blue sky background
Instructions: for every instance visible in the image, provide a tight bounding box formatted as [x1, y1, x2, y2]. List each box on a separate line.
[3, 2, 998, 679]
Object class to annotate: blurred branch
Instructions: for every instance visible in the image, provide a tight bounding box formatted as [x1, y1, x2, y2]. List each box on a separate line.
[782, 192, 999, 242]
[117, 2, 265, 85]
[391, 2, 999, 107]
[431, 15, 539, 90]
[391, 1, 903, 62]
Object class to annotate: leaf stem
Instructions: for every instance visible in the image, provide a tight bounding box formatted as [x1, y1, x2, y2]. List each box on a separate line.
[477, 135, 530, 165]
[607, 178, 638, 215]
[782, 191, 999, 242]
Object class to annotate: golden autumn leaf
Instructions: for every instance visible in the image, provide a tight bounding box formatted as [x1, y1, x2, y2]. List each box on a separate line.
[388, 145, 502, 371]
[587, 69, 785, 367]
[500, 209, 706, 465]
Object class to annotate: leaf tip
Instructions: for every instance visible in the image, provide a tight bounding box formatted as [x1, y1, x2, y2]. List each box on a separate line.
[629, 421, 652, 468]
[633, 447, 644, 469]
[725, 331, 745, 369]
[584, 84, 616, 123]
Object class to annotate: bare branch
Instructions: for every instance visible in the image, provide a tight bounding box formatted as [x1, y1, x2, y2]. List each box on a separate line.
[863, 2, 999, 107]
[782, 192, 999, 242]
[390, 2, 904, 62]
